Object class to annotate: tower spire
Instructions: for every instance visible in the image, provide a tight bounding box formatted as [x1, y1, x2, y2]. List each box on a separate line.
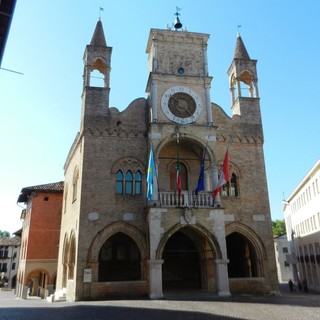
[234, 34, 250, 60]
[90, 20, 107, 46]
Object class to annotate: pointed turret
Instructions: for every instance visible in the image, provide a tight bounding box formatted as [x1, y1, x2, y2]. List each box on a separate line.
[234, 33, 250, 60]
[227, 34, 260, 123]
[90, 20, 107, 47]
[81, 20, 113, 131]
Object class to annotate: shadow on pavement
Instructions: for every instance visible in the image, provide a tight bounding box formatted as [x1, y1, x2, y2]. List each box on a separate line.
[162, 284, 320, 308]
[0, 305, 244, 320]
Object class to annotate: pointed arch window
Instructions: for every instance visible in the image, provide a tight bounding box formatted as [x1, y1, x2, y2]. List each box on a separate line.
[72, 167, 79, 203]
[135, 171, 142, 195]
[222, 173, 239, 197]
[116, 170, 143, 195]
[113, 158, 145, 196]
[125, 171, 133, 194]
[116, 170, 124, 194]
[63, 184, 68, 213]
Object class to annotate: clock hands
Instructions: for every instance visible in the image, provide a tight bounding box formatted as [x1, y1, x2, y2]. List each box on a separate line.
[170, 96, 193, 116]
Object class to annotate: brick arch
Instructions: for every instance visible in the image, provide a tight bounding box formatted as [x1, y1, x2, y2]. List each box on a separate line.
[26, 268, 50, 286]
[110, 157, 145, 175]
[156, 223, 222, 260]
[62, 232, 69, 264]
[225, 221, 267, 259]
[156, 134, 216, 162]
[157, 135, 216, 180]
[50, 271, 57, 286]
[87, 221, 147, 264]
[228, 160, 242, 179]
[90, 56, 108, 74]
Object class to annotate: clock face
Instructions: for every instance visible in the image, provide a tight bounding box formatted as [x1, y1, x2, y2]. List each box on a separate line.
[168, 92, 196, 118]
[161, 86, 203, 124]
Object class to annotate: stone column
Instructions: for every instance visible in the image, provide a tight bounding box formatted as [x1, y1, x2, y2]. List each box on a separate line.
[236, 79, 241, 98]
[215, 259, 231, 297]
[205, 86, 213, 125]
[148, 259, 164, 299]
[151, 82, 157, 122]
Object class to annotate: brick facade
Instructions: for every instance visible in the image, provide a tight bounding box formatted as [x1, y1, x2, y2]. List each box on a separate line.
[54, 20, 278, 301]
[16, 182, 63, 299]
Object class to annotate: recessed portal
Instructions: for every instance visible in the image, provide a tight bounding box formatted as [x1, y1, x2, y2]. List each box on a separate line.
[226, 232, 258, 278]
[162, 231, 201, 290]
[99, 232, 141, 281]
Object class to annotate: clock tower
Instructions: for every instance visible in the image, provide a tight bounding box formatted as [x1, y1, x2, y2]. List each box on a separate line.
[146, 27, 213, 126]
[144, 16, 231, 299]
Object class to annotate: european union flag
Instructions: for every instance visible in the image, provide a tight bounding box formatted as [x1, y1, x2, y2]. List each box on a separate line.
[195, 145, 207, 195]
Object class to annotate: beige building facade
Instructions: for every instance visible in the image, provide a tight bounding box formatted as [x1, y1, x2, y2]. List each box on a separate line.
[274, 234, 292, 283]
[54, 17, 278, 301]
[284, 159, 320, 292]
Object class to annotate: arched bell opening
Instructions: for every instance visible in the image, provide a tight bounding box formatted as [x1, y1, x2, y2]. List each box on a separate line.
[230, 70, 259, 105]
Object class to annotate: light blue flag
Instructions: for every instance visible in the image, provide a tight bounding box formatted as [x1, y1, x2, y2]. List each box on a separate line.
[147, 148, 156, 200]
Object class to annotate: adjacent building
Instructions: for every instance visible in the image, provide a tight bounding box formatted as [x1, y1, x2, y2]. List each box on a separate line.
[284, 159, 320, 292]
[273, 234, 291, 283]
[51, 15, 278, 301]
[16, 182, 63, 298]
[0, 235, 20, 288]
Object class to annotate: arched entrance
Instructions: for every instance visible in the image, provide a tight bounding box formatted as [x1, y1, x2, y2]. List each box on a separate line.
[99, 232, 141, 281]
[159, 225, 222, 293]
[226, 232, 259, 277]
[162, 231, 200, 289]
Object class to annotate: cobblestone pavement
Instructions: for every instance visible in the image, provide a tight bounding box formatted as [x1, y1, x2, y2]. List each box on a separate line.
[0, 285, 319, 320]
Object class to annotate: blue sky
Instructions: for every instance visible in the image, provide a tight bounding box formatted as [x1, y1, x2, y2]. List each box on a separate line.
[1, 1, 319, 233]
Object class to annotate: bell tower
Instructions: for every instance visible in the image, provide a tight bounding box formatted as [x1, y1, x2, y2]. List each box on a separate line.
[81, 19, 112, 131]
[227, 33, 261, 124]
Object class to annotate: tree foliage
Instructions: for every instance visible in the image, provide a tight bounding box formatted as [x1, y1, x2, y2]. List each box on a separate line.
[272, 219, 286, 236]
[0, 230, 10, 238]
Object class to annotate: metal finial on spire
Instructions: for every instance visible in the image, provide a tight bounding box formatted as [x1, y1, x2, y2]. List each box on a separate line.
[237, 25, 242, 36]
[173, 7, 183, 30]
[99, 7, 104, 20]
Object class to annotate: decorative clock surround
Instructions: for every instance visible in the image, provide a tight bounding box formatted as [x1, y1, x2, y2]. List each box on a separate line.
[161, 86, 203, 124]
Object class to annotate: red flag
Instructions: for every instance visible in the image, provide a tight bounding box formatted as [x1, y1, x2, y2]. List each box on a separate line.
[213, 149, 230, 197]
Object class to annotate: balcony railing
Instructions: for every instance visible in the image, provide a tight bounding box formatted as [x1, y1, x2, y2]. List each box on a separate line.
[152, 191, 215, 208]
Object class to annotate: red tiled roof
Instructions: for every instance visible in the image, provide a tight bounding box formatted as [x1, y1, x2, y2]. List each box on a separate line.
[17, 181, 64, 203]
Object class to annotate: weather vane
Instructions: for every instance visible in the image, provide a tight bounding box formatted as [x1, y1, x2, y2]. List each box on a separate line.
[99, 7, 104, 20]
[173, 7, 183, 30]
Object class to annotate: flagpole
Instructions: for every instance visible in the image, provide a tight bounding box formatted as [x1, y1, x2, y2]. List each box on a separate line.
[176, 133, 181, 206]
[99, 7, 104, 20]
[194, 134, 210, 206]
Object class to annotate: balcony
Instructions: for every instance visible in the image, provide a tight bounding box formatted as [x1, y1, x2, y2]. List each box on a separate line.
[151, 191, 215, 208]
